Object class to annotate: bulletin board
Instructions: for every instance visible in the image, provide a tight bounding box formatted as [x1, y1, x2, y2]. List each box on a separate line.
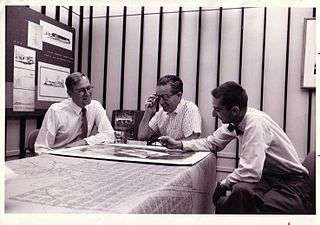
[5, 6, 75, 115]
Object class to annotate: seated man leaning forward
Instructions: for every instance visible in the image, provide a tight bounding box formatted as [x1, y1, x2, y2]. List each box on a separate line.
[35, 72, 114, 153]
[138, 74, 202, 141]
[159, 81, 312, 214]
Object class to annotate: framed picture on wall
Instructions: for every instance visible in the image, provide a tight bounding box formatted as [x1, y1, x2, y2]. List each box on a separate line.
[301, 18, 316, 89]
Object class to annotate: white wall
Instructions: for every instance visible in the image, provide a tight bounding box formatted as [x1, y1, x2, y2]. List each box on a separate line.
[6, 6, 316, 183]
[81, 6, 316, 181]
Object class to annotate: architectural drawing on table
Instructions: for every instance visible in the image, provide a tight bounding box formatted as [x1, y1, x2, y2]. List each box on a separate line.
[43, 76, 65, 88]
[44, 32, 71, 44]
[14, 50, 35, 65]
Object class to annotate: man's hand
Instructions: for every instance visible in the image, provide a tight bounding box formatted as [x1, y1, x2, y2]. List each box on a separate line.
[145, 94, 159, 114]
[65, 140, 87, 148]
[212, 182, 228, 206]
[158, 136, 183, 149]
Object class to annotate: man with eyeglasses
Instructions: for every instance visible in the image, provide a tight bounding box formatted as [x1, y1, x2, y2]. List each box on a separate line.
[138, 75, 202, 142]
[35, 72, 114, 153]
[158, 81, 312, 214]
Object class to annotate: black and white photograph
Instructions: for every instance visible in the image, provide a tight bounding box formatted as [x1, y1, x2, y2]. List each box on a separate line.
[1, 1, 318, 225]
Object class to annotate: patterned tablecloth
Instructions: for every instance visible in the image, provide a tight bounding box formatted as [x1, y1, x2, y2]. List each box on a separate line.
[5, 153, 216, 213]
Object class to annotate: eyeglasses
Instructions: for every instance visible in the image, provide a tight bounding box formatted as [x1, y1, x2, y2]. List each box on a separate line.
[73, 85, 93, 95]
[156, 92, 178, 101]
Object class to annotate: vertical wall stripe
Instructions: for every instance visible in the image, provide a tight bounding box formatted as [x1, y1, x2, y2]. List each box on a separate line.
[19, 117, 26, 158]
[5, 118, 7, 158]
[55, 6, 60, 21]
[307, 92, 312, 154]
[307, 8, 316, 154]
[195, 7, 202, 105]
[102, 6, 110, 108]
[283, 8, 291, 131]
[68, 6, 73, 27]
[157, 6, 163, 81]
[260, 7, 267, 111]
[235, 7, 245, 168]
[68, 6, 75, 73]
[41, 6, 46, 15]
[176, 7, 182, 77]
[36, 118, 42, 129]
[119, 6, 127, 110]
[215, 7, 223, 130]
[137, 6, 145, 110]
[77, 6, 84, 72]
[238, 8, 244, 85]
[87, 6, 93, 79]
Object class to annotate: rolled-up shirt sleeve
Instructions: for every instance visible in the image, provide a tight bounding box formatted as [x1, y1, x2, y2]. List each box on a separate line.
[84, 102, 114, 145]
[220, 121, 270, 188]
[182, 125, 236, 152]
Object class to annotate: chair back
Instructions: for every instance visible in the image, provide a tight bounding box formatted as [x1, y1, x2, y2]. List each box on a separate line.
[302, 151, 315, 213]
[25, 129, 40, 156]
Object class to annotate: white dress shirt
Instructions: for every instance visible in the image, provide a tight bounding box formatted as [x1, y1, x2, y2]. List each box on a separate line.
[35, 99, 114, 153]
[149, 99, 202, 140]
[182, 107, 308, 188]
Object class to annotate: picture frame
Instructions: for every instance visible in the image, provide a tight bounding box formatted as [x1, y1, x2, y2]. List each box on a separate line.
[301, 18, 316, 89]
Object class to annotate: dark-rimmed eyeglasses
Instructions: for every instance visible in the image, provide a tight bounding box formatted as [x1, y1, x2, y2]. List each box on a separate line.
[156, 92, 179, 101]
[73, 85, 93, 95]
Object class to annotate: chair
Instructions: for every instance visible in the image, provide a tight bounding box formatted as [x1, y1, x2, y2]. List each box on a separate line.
[302, 151, 315, 214]
[25, 129, 40, 157]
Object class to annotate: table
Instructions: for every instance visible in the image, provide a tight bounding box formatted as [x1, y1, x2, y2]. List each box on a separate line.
[5, 151, 216, 213]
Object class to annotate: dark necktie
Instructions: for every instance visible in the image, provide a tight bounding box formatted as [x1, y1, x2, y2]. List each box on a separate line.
[79, 108, 88, 139]
[227, 123, 243, 135]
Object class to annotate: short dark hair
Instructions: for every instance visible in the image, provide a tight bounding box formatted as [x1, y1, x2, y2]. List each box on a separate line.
[157, 75, 183, 94]
[65, 72, 88, 91]
[211, 81, 248, 110]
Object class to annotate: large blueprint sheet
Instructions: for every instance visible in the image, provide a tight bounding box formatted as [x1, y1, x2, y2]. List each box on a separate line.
[48, 143, 210, 165]
[5, 154, 216, 213]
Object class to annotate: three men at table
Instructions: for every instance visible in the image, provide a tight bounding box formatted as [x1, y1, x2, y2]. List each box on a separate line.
[138, 75, 202, 141]
[159, 81, 311, 214]
[35, 72, 114, 153]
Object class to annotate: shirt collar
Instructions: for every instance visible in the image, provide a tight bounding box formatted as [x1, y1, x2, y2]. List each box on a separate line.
[69, 98, 84, 115]
[237, 108, 249, 132]
[168, 98, 185, 115]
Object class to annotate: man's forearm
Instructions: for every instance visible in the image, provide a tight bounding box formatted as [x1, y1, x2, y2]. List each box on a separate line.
[138, 111, 154, 140]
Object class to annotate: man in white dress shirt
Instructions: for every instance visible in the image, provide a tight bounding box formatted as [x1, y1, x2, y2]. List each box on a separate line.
[159, 81, 312, 214]
[35, 72, 114, 153]
[138, 75, 202, 141]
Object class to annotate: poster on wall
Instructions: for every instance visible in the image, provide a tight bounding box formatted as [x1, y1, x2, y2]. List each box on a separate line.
[37, 61, 69, 102]
[14, 45, 36, 70]
[13, 45, 36, 111]
[27, 21, 43, 50]
[40, 20, 73, 50]
[13, 88, 35, 112]
[301, 18, 316, 89]
[13, 67, 35, 90]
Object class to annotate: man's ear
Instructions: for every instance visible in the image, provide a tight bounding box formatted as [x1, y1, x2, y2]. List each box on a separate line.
[177, 92, 182, 98]
[67, 89, 72, 97]
[231, 106, 240, 116]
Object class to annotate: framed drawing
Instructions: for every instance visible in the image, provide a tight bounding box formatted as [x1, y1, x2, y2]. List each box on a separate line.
[301, 18, 316, 89]
[37, 61, 69, 102]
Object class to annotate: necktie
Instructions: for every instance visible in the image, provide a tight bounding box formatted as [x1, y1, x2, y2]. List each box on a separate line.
[79, 108, 88, 139]
[227, 123, 243, 136]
